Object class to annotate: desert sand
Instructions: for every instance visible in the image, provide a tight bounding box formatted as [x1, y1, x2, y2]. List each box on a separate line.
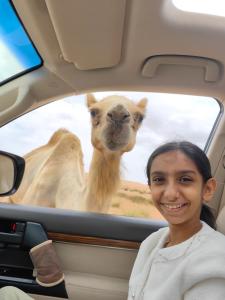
[109, 180, 164, 220]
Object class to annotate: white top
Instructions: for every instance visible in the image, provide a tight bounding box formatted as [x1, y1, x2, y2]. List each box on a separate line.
[128, 222, 225, 300]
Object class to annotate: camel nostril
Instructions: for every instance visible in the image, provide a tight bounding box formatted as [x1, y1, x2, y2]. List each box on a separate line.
[107, 108, 130, 123]
[107, 113, 113, 119]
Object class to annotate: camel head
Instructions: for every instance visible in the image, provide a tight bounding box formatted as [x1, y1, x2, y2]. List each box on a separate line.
[87, 94, 147, 154]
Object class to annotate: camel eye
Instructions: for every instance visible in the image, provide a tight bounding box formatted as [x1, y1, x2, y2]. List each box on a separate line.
[90, 109, 98, 117]
[134, 112, 144, 123]
[138, 114, 144, 123]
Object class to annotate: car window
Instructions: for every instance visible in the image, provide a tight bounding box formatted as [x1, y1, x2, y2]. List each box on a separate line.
[173, 0, 225, 17]
[0, 0, 42, 85]
[0, 92, 220, 220]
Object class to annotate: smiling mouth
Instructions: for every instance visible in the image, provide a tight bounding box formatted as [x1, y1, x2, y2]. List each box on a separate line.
[161, 203, 189, 211]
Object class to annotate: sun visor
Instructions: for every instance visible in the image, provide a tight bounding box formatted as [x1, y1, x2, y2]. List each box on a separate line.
[45, 0, 126, 70]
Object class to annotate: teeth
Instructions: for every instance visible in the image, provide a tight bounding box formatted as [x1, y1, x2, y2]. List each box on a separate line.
[164, 204, 184, 209]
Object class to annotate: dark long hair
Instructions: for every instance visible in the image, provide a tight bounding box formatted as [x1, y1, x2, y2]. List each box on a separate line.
[146, 141, 216, 229]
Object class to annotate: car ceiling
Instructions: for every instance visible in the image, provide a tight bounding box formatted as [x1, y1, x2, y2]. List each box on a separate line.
[6, 0, 225, 100]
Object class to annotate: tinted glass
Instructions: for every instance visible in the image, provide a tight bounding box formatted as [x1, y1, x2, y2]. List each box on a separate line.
[0, 0, 42, 85]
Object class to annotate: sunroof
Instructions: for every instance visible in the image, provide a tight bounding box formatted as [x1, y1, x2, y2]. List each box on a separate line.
[173, 0, 225, 17]
[0, 0, 42, 86]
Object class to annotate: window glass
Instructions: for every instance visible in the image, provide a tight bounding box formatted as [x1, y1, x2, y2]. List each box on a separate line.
[0, 92, 220, 220]
[0, 0, 42, 85]
[173, 0, 225, 17]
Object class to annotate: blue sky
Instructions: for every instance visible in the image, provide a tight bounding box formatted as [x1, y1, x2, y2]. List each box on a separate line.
[0, 0, 41, 82]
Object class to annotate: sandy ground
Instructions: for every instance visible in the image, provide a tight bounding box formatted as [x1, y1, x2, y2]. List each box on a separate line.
[109, 180, 164, 220]
[0, 179, 164, 221]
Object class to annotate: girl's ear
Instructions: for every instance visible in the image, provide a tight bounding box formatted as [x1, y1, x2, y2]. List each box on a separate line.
[203, 178, 217, 203]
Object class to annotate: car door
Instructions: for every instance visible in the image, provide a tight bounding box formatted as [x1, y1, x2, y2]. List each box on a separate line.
[0, 203, 165, 300]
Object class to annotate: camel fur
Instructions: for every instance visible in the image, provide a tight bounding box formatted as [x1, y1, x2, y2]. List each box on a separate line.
[7, 94, 147, 213]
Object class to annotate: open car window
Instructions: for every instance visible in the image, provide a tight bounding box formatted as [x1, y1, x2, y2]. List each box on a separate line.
[0, 92, 220, 220]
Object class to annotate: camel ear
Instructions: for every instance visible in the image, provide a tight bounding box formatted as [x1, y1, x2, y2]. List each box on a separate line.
[137, 98, 148, 112]
[87, 94, 97, 108]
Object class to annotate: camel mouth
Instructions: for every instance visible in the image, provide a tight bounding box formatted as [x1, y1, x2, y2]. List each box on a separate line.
[103, 123, 130, 151]
[106, 140, 127, 151]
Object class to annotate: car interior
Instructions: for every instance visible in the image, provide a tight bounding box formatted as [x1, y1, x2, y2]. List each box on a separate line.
[1, 0, 225, 299]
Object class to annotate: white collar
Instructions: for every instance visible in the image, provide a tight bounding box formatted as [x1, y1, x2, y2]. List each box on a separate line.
[155, 222, 214, 261]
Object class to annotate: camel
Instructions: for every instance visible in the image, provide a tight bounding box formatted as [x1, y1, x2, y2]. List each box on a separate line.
[7, 94, 147, 212]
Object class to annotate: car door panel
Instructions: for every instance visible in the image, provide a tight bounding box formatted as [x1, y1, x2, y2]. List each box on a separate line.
[0, 203, 166, 299]
[55, 242, 136, 300]
[0, 217, 68, 298]
[0, 204, 165, 241]
[28, 295, 65, 300]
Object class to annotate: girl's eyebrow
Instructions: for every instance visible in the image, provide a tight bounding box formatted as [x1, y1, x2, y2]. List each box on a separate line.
[150, 170, 197, 176]
[178, 170, 197, 175]
[150, 171, 165, 176]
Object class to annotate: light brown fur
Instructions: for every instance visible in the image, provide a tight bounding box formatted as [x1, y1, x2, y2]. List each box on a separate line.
[6, 94, 147, 212]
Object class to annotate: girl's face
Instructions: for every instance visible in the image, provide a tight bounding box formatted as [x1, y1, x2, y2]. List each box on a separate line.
[149, 150, 216, 227]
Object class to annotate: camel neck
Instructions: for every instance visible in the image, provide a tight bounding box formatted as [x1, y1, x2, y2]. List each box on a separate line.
[86, 149, 121, 212]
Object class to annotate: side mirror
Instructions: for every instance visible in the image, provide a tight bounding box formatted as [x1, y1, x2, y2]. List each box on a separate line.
[0, 150, 25, 196]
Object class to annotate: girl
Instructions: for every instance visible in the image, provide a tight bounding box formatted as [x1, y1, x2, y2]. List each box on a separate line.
[128, 141, 225, 300]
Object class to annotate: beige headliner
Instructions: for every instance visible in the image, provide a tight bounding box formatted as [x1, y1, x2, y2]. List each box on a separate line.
[1, 0, 225, 220]
[10, 0, 225, 95]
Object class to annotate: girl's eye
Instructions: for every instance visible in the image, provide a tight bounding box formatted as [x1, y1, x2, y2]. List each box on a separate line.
[179, 176, 193, 183]
[151, 177, 164, 184]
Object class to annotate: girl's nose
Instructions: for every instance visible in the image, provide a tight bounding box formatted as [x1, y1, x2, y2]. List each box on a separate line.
[163, 182, 179, 200]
